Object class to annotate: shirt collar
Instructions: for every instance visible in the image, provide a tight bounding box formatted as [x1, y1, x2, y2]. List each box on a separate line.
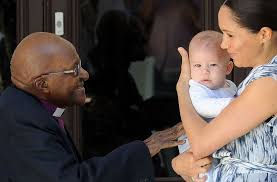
[40, 100, 65, 117]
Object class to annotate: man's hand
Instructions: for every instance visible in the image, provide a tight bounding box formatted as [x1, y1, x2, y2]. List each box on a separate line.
[172, 151, 212, 182]
[144, 122, 185, 157]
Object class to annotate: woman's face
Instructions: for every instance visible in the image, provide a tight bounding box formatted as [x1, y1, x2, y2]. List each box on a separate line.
[218, 6, 263, 68]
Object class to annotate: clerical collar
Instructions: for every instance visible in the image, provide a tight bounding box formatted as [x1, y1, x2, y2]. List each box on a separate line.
[40, 100, 65, 117]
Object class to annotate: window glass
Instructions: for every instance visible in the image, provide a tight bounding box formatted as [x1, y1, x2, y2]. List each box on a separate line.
[0, 0, 16, 92]
[79, 0, 201, 177]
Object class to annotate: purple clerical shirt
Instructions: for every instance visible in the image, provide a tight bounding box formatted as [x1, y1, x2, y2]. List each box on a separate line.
[40, 100, 65, 130]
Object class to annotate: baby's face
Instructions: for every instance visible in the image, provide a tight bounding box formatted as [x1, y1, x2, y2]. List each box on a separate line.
[190, 48, 231, 89]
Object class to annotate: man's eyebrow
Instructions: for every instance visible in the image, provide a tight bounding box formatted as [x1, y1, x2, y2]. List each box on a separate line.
[69, 59, 80, 67]
[62, 59, 79, 70]
[74, 58, 80, 64]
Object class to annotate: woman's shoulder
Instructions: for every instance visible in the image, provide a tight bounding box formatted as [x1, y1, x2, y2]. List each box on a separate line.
[253, 56, 277, 79]
[238, 56, 277, 93]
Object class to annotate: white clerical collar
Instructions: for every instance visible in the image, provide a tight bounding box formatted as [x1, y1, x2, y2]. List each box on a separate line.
[52, 108, 65, 117]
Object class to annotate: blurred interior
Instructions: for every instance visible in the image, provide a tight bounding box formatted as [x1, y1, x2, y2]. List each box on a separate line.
[79, 0, 201, 178]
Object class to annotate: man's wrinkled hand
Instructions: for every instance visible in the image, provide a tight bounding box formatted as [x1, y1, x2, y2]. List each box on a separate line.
[144, 122, 185, 157]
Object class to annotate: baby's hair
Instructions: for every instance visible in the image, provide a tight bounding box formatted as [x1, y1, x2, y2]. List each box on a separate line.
[189, 30, 222, 51]
[189, 30, 230, 64]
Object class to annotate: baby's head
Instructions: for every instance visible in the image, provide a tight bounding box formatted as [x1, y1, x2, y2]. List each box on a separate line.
[189, 30, 233, 89]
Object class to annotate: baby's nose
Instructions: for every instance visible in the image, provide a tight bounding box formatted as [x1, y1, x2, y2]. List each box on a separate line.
[201, 67, 210, 74]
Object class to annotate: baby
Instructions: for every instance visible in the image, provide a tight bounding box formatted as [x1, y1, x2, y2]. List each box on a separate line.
[178, 30, 237, 181]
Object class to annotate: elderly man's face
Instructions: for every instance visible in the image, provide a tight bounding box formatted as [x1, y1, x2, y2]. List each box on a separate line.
[45, 50, 89, 107]
[10, 32, 89, 107]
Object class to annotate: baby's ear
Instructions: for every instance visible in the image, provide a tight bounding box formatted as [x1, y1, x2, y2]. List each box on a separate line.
[226, 61, 233, 75]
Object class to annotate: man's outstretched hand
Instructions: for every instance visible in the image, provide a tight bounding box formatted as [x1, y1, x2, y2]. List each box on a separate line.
[144, 122, 185, 157]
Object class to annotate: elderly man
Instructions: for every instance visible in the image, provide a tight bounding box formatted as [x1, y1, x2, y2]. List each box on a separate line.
[0, 32, 183, 182]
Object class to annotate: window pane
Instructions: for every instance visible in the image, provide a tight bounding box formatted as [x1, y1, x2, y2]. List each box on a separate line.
[79, 0, 201, 177]
[0, 0, 16, 91]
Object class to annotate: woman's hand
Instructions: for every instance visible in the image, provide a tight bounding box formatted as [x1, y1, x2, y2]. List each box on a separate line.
[144, 122, 185, 157]
[172, 151, 212, 181]
[176, 47, 191, 90]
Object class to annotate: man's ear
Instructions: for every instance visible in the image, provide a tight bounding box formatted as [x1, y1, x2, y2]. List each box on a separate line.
[258, 27, 273, 43]
[32, 76, 49, 94]
[226, 61, 233, 75]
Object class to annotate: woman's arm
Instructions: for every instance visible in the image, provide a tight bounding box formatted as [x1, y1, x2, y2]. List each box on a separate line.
[177, 47, 277, 160]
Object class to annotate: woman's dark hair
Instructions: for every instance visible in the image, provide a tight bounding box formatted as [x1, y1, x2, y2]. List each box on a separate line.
[223, 0, 277, 33]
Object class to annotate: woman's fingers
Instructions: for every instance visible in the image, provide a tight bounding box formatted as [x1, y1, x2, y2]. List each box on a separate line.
[194, 174, 207, 182]
[202, 163, 212, 171]
[172, 152, 212, 181]
[177, 47, 191, 84]
[194, 156, 213, 168]
[177, 47, 189, 69]
[172, 152, 205, 177]
[178, 47, 189, 63]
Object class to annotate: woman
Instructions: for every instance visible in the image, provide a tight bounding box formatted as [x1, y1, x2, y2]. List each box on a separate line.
[172, 0, 277, 181]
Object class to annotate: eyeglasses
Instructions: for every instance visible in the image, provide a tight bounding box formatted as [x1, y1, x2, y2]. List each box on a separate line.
[42, 61, 81, 77]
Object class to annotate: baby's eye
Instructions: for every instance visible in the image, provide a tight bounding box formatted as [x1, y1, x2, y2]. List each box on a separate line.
[210, 64, 217, 67]
[194, 64, 201, 68]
